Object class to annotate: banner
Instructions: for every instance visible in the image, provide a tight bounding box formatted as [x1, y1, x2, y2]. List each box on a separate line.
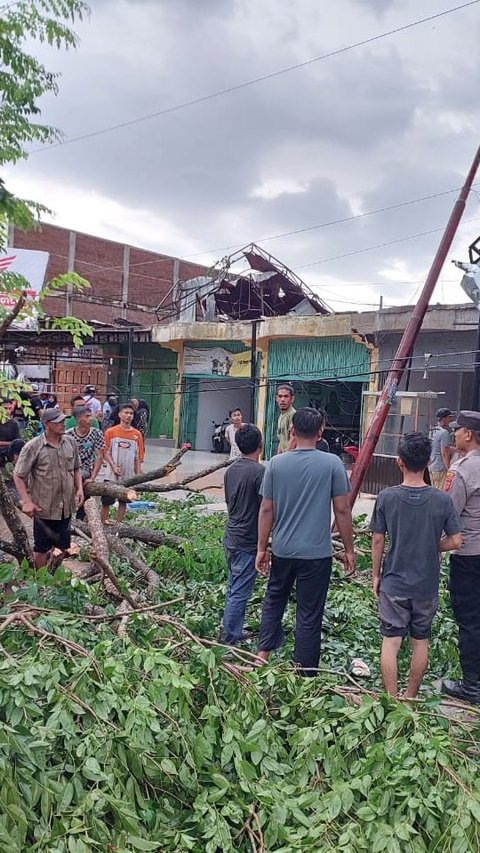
[0, 247, 50, 329]
[183, 346, 250, 377]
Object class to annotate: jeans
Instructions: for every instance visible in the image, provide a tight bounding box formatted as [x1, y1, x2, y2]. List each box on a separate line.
[449, 553, 480, 678]
[258, 554, 332, 676]
[222, 547, 257, 645]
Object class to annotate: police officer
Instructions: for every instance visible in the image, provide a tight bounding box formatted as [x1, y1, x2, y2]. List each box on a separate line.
[442, 410, 480, 704]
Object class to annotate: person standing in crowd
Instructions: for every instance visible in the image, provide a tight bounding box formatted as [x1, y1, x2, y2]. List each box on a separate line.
[255, 408, 355, 675]
[314, 407, 330, 452]
[276, 384, 296, 454]
[131, 398, 150, 439]
[225, 407, 244, 460]
[442, 411, 480, 704]
[13, 408, 83, 569]
[370, 432, 461, 699]
[65, 396, 100, 430]
[0, 399, 24, 466]
[102, 394, 118, 426]
[43, 393, 58, 410]
[83, 385, 103, 423]
[101, 402, 144, 524]
[222, 424, 264, 645]
[67, 405, 109, 519]
[429, 407, 455, 489]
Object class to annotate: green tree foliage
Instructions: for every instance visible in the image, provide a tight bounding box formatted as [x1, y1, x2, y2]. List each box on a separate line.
[0, 501, 478, 851]
[0, 0, 93, 405]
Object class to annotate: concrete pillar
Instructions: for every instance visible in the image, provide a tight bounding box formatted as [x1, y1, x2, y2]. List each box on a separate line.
[66, 231, 76, 316]
[256, 343, 269, 439]
[121, 245, 130, 320]
[172, 343, 184, 446]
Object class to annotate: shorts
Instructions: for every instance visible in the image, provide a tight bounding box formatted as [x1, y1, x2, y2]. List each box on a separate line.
[101, 495, 116, 507]
[379, 591, 438, 640]
[33, 516, 71, 554]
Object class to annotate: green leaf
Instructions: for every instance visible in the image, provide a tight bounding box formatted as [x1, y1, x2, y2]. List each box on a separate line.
[127, 838, 162, 850]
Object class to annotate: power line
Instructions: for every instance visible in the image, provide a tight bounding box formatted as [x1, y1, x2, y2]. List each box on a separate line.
[182, 186, 479, 260]
[37, 181, 480, 280]
[29, 0, 480, 155]
[297, 214, 480, 268]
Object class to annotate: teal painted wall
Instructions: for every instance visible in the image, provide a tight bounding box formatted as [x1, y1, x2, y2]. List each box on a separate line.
[117, 343, 177, 438]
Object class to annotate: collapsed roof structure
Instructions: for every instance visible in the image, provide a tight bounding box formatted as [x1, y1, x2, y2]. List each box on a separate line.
[157, 243, 330, 322]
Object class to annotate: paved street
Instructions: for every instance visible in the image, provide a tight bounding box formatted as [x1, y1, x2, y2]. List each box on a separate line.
[143, 442, 376, 520]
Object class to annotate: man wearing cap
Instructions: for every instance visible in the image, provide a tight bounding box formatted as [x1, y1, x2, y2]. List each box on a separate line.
[442, 411, 480, 704]
[83, 386, 103, 422]
[13, 409, 83, 569]
[429, 407, 455, 489]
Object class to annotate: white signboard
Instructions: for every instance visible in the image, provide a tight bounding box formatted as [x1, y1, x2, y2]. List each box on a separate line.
[0, 247, 50, 329]
[183, 346, 250, 377]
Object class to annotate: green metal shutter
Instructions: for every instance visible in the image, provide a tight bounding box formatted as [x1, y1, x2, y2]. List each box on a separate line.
[267, 338, 370, 382]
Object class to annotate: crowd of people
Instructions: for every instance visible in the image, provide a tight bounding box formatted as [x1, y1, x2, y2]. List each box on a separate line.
[1, 377, 479, 706]
[221, 384, 480, 706]
[0, 385, 148, 568]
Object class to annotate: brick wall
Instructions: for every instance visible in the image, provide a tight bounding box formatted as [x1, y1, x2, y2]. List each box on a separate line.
[12, 222, 209, 327]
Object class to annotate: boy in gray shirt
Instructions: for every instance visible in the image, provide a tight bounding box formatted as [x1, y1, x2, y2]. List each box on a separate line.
[370, 432, 462, 698]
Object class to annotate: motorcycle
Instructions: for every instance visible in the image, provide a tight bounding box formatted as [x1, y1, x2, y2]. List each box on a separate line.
[330, 432, 359, 464]
[211, 418, 230, 453]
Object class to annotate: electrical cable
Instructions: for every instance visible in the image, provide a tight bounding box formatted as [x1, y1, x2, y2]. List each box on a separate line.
[40, 181, 480, 278]
[297, 214, 480, 268]
[29, 0, 480, 154]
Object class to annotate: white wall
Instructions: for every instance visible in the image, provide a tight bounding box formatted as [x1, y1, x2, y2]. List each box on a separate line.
[195, 379, 251, 451]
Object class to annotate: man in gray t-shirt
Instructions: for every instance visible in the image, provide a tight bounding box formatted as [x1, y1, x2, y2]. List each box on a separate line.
[255, 408, 355, 676]
[370, 432, 461, 699]
[429, 407, 454, 489]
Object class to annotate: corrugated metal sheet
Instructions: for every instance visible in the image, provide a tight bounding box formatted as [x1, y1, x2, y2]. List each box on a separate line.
[267, 337, 370, 382]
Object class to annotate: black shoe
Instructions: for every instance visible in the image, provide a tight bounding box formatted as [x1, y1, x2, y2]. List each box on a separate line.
[441, 677, 480, 705]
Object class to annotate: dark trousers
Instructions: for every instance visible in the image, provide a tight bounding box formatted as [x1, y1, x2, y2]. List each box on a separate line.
[449, 554, 480, 678]
[258, 554, 332, 676]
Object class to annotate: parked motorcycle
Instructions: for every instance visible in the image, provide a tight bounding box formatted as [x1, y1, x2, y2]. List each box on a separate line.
[211, 418, 230, 453]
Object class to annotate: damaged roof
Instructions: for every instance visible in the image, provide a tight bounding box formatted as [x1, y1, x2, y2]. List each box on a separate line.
[177, 243, 330, 321]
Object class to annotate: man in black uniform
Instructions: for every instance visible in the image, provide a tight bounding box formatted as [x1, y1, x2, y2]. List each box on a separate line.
[442, 411, 480, 704]
[0, 399, 24, 465]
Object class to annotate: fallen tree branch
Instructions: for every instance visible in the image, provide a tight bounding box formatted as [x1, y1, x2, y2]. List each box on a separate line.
[83, 481, 137, 503]
[135, 458, 232, 493]
[74, 519, 162, 593]
[83, 498, 138, 608]
[106, 522, 185, 551]
[0, 474, 34, 564]
[0, 538, 26, 561]
[122, 444, 191, 487]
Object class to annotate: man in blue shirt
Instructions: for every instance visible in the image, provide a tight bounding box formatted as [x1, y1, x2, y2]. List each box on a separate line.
[255, 407, 355, 676]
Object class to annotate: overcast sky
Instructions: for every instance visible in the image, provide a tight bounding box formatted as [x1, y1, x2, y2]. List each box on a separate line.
[5, 0, 480, 312]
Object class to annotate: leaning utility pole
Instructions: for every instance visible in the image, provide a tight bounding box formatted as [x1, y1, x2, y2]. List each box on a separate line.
[349, 144, 480, 507]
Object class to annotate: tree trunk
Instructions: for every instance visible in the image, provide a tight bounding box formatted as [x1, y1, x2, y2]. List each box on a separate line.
[83, 481, 137, 503]
[107, 522, 185, 551]
[83, 498, 123, 600]
[0, 473, 34, 564]
[122, 445, 190, 487]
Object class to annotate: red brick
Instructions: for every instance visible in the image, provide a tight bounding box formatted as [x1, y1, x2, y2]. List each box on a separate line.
[12, 223, 210, 327]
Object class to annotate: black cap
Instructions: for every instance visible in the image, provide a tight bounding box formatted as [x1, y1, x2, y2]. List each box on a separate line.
[451, 410, 480, 430]
[436, 407, 454, 420]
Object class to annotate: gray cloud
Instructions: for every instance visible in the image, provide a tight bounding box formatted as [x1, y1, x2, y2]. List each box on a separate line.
[10, 0, 480, 309]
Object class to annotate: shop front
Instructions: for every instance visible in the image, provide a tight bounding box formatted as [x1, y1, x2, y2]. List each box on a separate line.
[263, 337, 371, 457]
[178, 341, 252, 450]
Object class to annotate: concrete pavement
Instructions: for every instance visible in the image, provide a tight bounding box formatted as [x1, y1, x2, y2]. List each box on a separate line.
[143, 442, 376, 520]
